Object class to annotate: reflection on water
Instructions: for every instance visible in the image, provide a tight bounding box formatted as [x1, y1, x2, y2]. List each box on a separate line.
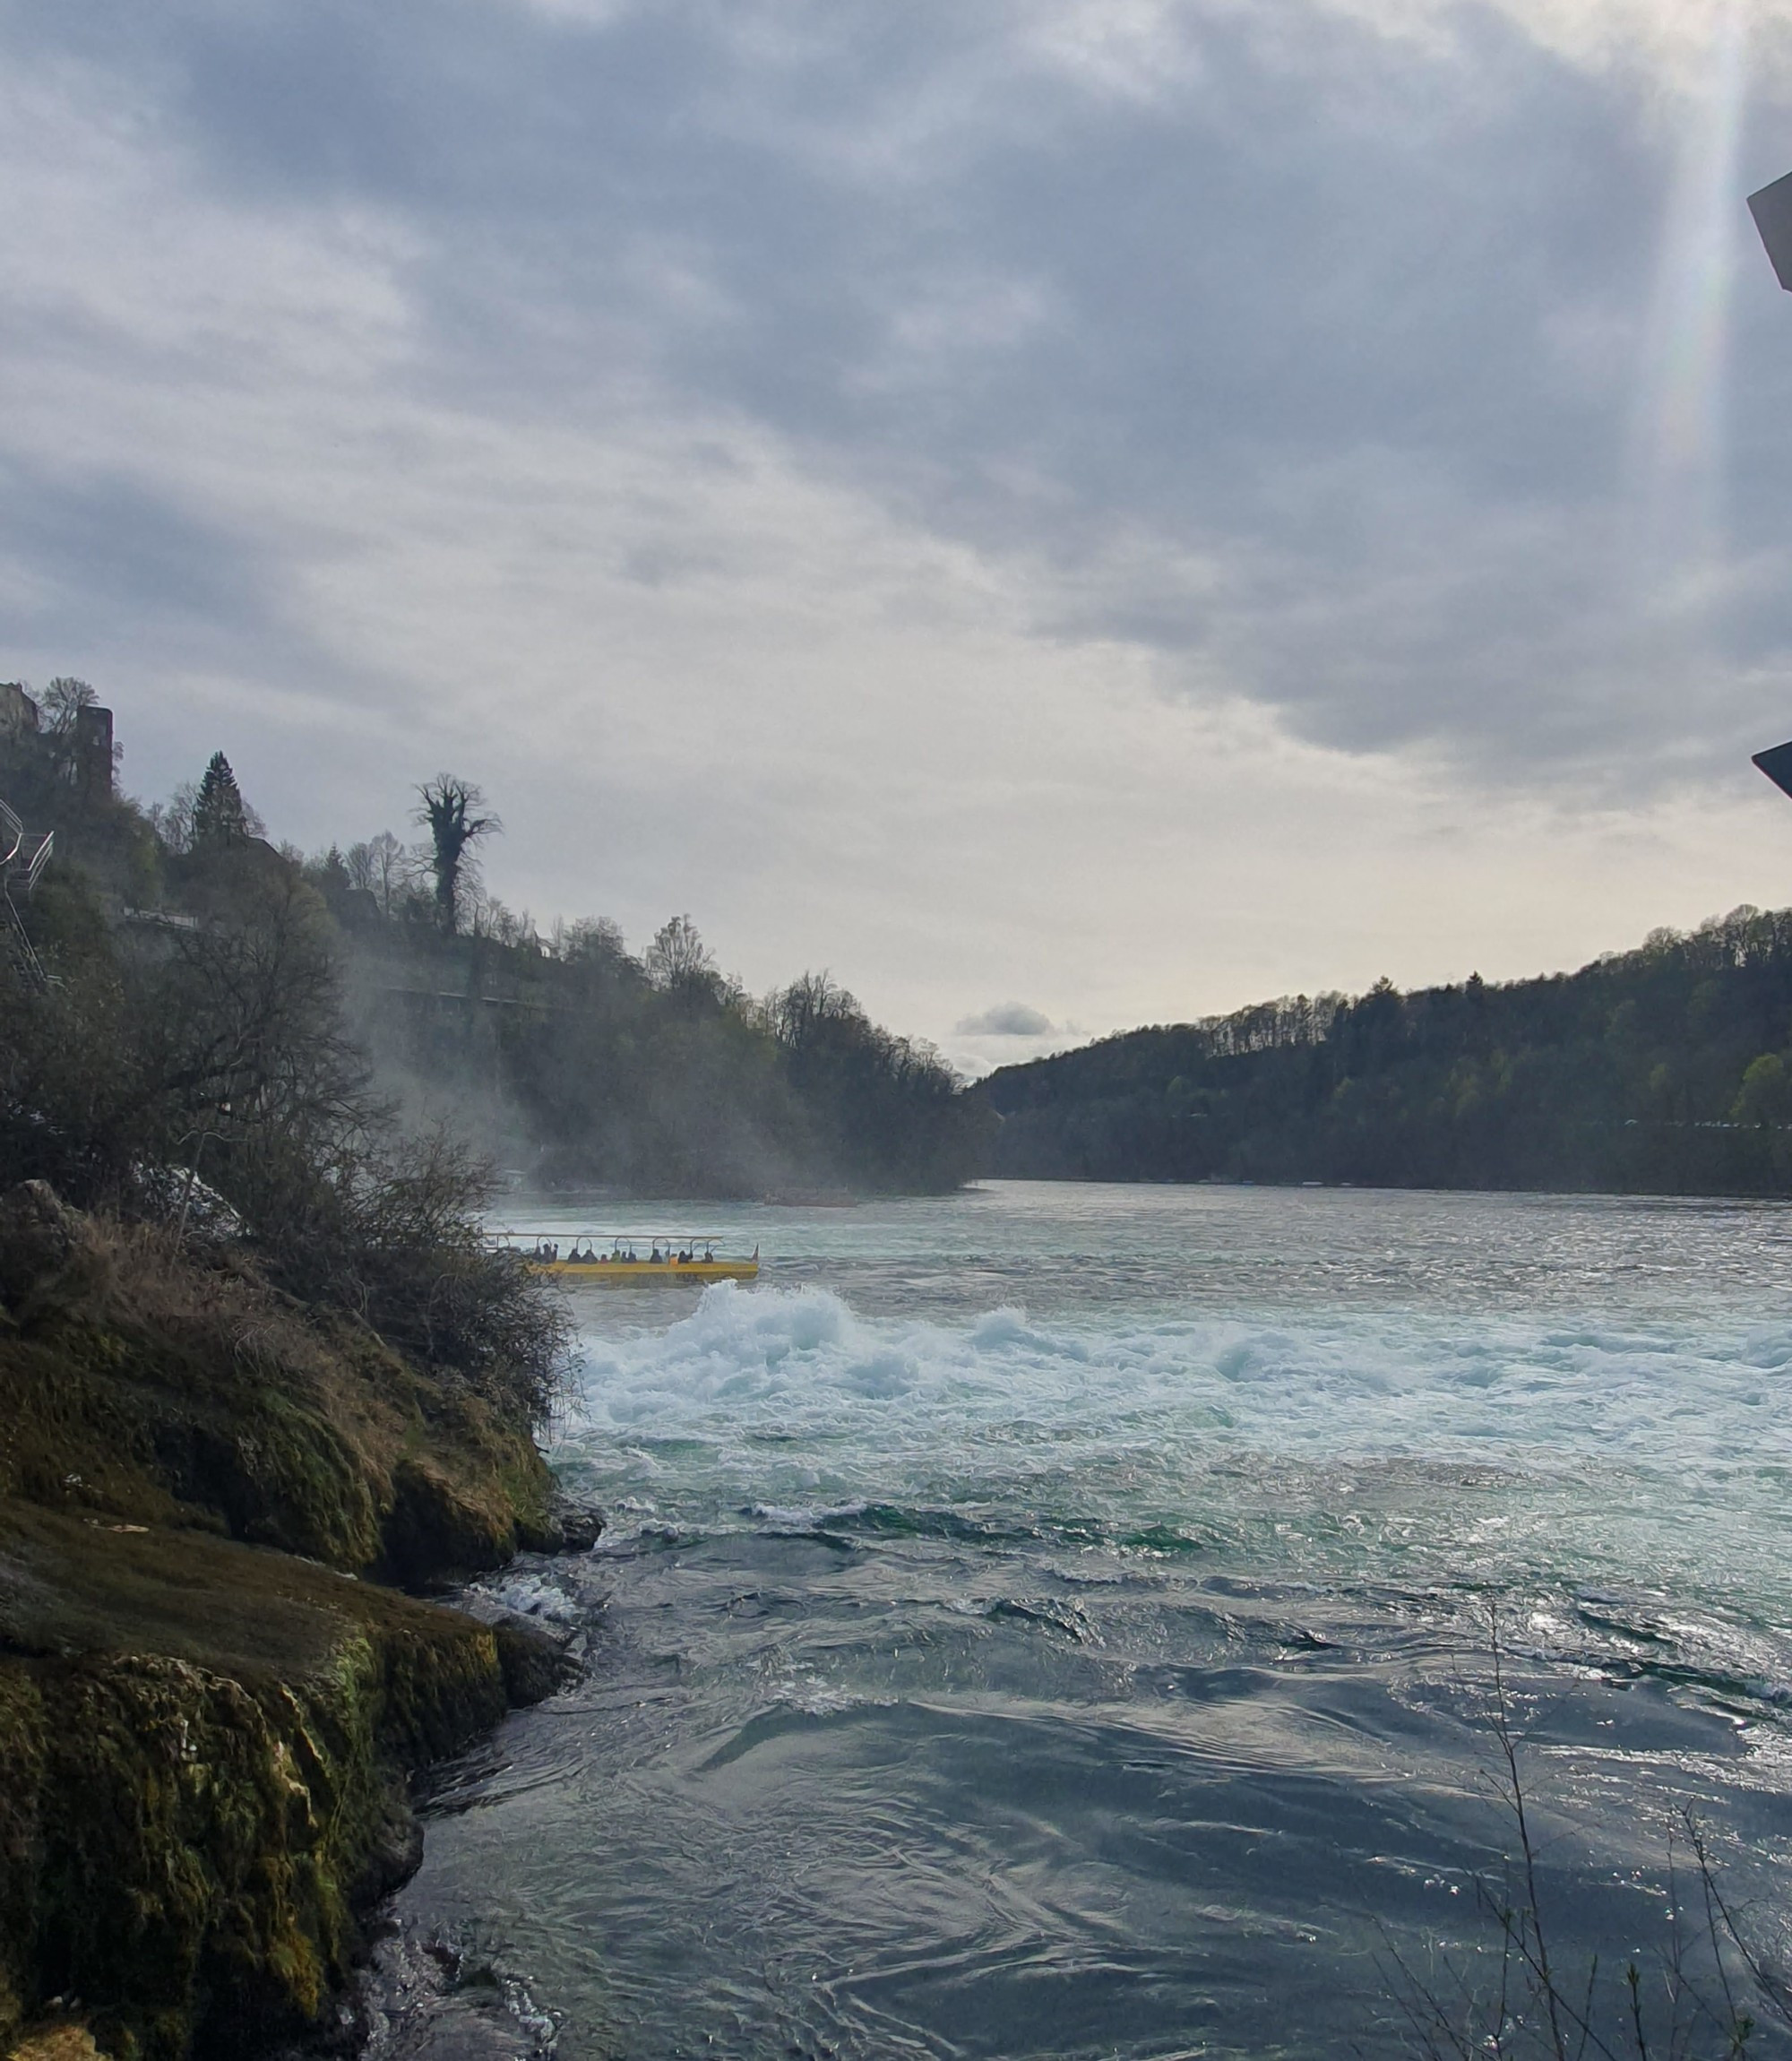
[390, 1184, 1792, 2057]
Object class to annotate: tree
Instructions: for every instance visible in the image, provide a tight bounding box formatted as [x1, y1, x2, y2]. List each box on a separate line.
[556, 915, 629, 966]
[191, 753, 250, 848]
[414, 775, 500, 934]
[149, 780, 201, 855]
[768, 970, 853, 1048]
[1733, 1052, 1792, 1128]
[40, 677, 96, 737]
[345, 831, 412, 918]
[644, 914, 718, 996]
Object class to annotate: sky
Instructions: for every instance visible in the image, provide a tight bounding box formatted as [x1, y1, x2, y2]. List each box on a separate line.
[10, 0, 1792, 1074]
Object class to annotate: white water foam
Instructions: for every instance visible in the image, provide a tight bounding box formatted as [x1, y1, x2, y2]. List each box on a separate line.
[551, 1281, 1792, 1605]
[557, 1281, 1792, 1479]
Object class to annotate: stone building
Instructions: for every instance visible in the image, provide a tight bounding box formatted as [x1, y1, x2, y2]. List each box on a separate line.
[73, 703, 114, 800]
[0, 684, 39, 739]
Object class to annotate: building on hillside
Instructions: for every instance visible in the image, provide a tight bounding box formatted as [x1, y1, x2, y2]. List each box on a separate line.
[73, 703, 114, 800]
[0, 685, 116, 800]
[0, 684, 39, 739]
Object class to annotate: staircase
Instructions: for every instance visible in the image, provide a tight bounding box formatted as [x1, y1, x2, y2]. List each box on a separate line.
[0, 795, 53, 992]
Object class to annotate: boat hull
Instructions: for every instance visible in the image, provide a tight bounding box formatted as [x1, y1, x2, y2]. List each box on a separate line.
[527, 1258, 758, 1283]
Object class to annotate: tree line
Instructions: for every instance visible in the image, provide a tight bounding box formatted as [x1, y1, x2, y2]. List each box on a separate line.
[978, 909, 1792, 1195]
[1, 695, 987, 1202]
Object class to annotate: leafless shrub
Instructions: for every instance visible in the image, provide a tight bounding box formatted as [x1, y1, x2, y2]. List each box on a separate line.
[1382, 1618, 1792, 2060]
[258, 1128, 574, 1430]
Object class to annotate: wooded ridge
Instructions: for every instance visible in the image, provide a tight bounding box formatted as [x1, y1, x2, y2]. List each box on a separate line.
[978, 908, 1792, 1195]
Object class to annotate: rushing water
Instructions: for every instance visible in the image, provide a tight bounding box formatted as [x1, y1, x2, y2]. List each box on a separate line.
[385, 1183, 1792, 2058]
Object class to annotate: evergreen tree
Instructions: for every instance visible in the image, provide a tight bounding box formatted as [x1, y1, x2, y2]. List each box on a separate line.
[192, 752, 249, 847]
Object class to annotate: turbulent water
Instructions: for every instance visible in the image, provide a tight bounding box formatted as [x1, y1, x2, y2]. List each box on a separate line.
[386, 1182, 1792, 2058]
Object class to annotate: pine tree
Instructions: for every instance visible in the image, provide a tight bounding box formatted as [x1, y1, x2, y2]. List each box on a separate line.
[191, 752, 249, 847]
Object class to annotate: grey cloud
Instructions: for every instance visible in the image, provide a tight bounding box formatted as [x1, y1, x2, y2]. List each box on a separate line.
[955, 1002, 1056, 1037]
[0, 457, 306, 692]
[5, 0, 1792, 795]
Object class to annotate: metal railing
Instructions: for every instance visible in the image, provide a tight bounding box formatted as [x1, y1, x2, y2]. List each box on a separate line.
[0, 793, 54, 993]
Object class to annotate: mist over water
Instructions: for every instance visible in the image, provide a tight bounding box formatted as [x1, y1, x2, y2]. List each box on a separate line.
[393, 1184, 1792, 2058]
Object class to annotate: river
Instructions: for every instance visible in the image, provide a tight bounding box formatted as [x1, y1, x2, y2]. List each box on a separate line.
[378, 1181, 1792, 2058]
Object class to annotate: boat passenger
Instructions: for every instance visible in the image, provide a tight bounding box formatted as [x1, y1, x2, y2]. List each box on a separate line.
[650, 1244, 664, 1263]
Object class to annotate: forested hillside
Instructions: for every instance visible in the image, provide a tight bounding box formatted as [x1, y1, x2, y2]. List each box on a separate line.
[979, 909, 1792, 1195]
[0, 686, 987, 1199]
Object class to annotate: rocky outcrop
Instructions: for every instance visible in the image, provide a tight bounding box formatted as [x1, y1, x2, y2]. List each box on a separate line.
[0, 1191, 583, 2061]
[0, 1185, 564, 1583]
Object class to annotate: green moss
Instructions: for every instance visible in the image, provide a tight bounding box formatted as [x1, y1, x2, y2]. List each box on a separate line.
[0, 1508, 515, 2061]
[0, 1212, 573, 2060]
[0, 1224, 557, 1582]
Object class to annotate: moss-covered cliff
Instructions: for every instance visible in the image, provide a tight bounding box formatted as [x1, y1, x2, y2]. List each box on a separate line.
[0, 1187, 579, 2061]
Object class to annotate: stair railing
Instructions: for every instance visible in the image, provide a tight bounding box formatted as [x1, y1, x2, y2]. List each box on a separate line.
[0, 793, 53, 992]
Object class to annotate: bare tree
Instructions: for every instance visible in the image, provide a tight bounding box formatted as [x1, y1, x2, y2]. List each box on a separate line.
[644, 914, 718, 996]
[149, 780, 201, 856]
[768, 970, 857, 1047]
[413, 775, 500, 934]
[40, 677, 96, 736]
[345, 830, 412, 917]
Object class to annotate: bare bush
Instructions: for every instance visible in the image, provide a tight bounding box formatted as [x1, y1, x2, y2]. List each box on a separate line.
[259, 1129, 573, 1430]
[3, 861, 573, 1429]
[1383, 1621, 1792, 2059]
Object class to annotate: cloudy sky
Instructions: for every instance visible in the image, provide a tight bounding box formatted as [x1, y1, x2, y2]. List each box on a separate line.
[9, 0, 1792, 1072]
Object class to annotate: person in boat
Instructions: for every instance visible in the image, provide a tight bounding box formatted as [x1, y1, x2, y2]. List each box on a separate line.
[650, 1243, 666, 1263]
[702, 1243, 715, 1263]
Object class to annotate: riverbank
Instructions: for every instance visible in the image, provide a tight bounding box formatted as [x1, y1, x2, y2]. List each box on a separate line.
[0, 1184, 582, 2061]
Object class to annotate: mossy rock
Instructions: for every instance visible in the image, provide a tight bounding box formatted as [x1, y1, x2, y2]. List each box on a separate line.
[0, 1199, 573, 2058]
[0, 1209, 559, 1582]
[0, 1506, 514, 2061]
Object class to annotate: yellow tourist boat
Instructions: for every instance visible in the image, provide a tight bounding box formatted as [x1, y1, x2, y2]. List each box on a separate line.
[494, 1233, 760, 1284]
